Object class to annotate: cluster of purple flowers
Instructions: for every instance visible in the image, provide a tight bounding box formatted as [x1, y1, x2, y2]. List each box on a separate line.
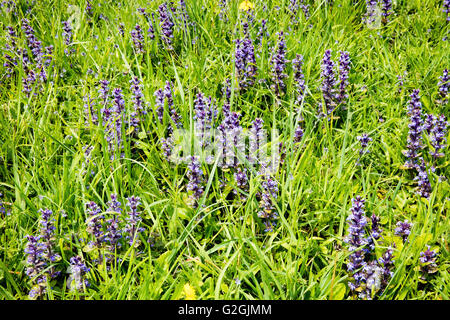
[292, 54, 306, 105]
[320, 50, 352, 115]
[20, 18, 51, 95]
[364, 0, 379, 25]
[129, 76, 146, 131]
[124, 196, 145, 247]
[249, 118, 265, 164]
[269, 32, 288, 97]
[403, 89, 424, 169]
[380, 0, 393, 23]
[234, 36, 257, 90]
[154, 81, 182, 133]
[86, 201, 104, 256]
[24, 208, 61, 299]
[131, 24, 145, 54]
[443, 0, 450, 22]
[219, 111, 244, 169]
[104, 194, 123, 262]
[158, 3, 175, 49]
[437, 69, 449, 104]
[344, 196, 395, 299]
[257, 173, 279, 233]
[394, 220, 412, 243]
[186, 156, 204, 207]
[62, 20, 74, 56]
[194, 92, 217, 150]
[429, 114, 448, 160]
[415, 159, 432, 198]
[356, 133, 372, 165]
[419, 246, 439, 275]
[288, 0, 310, 23]
[337, 51, 351, 104]
[68, 256, 90, 292]
[85, 0, 93, 16]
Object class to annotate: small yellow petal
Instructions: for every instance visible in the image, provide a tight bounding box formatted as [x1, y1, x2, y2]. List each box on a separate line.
[183, 283, 197, 300]
[239, 1, 254, 11]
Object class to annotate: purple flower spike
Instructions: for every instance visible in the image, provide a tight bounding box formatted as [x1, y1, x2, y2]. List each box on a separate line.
[158, 3, 175, 49]
[187, 156, 204, 207]
[366, 214, 382, 252]
[24, 234, 46, 299]
[344, 196, 368, 294]
[357, 133, 372, 156]
[320, 49, 337, 114]
[154, 88, 165, 124]
[292, 54, 306, 104]
[131, 24, 145, 54]
[293, 125, 304, 144]
[104, 194, 122, 263]
[124, 196, 144, 247]
[86, 0, 93, 16]
[22, 18, 43, 64]
[378, 247, 394, 288]
[403, 89, 424, 169]
[423, 114, 436, 134]
[270, 32, 288, 97]
[419, 245, 438, 275]
[415, 159, 432, 199]
[129, 76, 146, 129]
[38, 208, 60, 265]
[337, 51, 351, 105]
[430, 114, 448, 160]
[443, 1, 450, 22]
[234, 36, 257, 90]
[380, 0, 393, 23]
[356, 133, 372, 165]
[69, 256, 90, 292]
[249, 118, 265, 165]
[394, 220, 412, 243]
[194, 92, 216, 149]
[257, 173, 279, 233]
[437, 69, 449, 104]
[85, 201, 104, 252]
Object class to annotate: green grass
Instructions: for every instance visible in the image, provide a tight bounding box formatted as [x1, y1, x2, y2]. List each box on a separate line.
[0, 0, 449, 300]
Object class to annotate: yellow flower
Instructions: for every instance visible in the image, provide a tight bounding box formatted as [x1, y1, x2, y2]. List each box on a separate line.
[239, 1, 254, 11]
[183, 283, 197, 300]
